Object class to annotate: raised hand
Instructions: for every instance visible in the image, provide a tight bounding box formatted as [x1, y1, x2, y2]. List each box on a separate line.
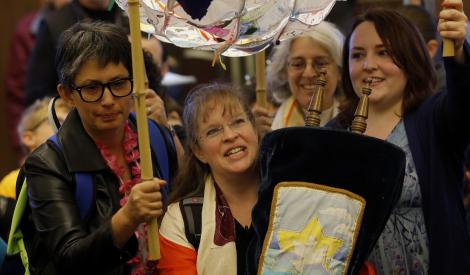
[111, 177, 165, 248]
[144, 89, 168, 126]
[123, 177, 166, 225]
[439, 0, 468, 63]
[252, 104, 274, 137]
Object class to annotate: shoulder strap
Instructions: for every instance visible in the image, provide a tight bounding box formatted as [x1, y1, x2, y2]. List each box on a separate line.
[48, 135, 93, 220]
[147, 120, 171, 181]
[179, 197, 204, 250]
[47, 96, 62, 133]
[7, 177, 30, 274]
[128, 113, 176, 202]
[6, 135, 93, 274]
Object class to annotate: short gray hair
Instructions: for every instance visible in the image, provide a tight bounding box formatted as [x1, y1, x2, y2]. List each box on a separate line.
[266, 21, 344, 102]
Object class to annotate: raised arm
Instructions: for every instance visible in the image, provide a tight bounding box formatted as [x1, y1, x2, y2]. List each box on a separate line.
[439, 0, 468, 64]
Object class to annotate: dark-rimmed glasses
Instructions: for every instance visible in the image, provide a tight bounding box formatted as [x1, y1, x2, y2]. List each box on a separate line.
[71, 77, 133, 103]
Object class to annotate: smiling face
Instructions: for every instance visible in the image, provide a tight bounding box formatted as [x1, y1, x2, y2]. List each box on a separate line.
[348, 21, 407, 113]
[287, 37, 341, 111]
[58, 58, 133, 139]
[192, 100, 259, 180]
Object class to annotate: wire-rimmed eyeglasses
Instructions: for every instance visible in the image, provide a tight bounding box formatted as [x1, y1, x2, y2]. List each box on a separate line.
[287, 57, 332, 72]
[197, 115, 250, 142]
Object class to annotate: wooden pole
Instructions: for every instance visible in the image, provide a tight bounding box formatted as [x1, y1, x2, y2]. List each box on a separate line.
[443, 39, 455, 57]
[127, 0, 160, 260]
[442, 1, 455, 57]
[255, 51, 267, 108]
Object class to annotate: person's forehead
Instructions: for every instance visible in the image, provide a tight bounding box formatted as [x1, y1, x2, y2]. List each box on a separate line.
[350, 21, 382, 46]
[289, 37, 330, 58]
[198, 100, 243, 123]
[74, 59, 128, 82]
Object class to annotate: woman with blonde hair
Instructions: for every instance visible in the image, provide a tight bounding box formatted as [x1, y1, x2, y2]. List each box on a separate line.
[158, 83, 260, 275]
[0, 97, 70, 247]
[0, 97, 70, 200]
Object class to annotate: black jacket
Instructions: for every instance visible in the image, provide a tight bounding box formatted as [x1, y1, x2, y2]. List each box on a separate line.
[22, 110, 171, 274]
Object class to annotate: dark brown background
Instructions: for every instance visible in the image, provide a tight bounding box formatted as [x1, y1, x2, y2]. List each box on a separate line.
[0, 0, 40, 178]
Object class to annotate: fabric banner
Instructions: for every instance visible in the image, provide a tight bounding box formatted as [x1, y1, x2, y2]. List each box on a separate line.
[258, 181, 365, 275]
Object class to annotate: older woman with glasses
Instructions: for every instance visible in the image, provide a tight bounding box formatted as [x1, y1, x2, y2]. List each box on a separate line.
[255, 21, 344, 130]
[21, 21, 178, 274]
[158, 83, 260, 275]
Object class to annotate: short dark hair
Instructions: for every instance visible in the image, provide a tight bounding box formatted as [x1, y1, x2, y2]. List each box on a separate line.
[55, 21, 132, 88]
[336, 8, 436, 128]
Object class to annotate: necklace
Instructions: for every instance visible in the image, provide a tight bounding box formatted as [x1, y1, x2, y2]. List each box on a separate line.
[96, 122, 157, 275]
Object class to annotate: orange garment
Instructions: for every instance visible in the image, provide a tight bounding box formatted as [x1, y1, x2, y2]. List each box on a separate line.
[359, 261, 376, 275]
[158, 234, 197, 275]
[158, 224, 376, 275]
[158, 177, 238, 275]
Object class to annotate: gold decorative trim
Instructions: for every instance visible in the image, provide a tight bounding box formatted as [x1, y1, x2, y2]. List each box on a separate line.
[257, 181, 366, 275]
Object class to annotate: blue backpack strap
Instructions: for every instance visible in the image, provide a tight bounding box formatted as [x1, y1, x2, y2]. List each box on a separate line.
[48, 135, 93, 220]
[129, 113, 172, 201]
[73, 173, 93, 220]
[148, 122, 170, 181]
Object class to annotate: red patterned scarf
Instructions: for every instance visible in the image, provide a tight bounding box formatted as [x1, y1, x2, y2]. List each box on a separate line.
[96, 122, 157, 275]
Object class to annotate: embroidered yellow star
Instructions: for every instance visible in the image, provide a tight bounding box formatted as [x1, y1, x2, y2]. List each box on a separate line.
[277, 217, 344, 272]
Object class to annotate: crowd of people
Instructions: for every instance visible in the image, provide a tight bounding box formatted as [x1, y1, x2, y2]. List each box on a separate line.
[1, 0, 469, 274]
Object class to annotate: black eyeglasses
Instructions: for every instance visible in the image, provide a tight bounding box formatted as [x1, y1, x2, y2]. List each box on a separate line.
[71, 77, 133, 103]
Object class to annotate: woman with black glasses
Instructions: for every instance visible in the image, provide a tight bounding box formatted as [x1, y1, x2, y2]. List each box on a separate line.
[20, 21, 177, 274]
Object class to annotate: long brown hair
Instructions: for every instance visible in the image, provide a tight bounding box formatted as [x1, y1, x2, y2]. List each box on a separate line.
[336, 8, 436, 128]
[168, 83, 257, 204]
